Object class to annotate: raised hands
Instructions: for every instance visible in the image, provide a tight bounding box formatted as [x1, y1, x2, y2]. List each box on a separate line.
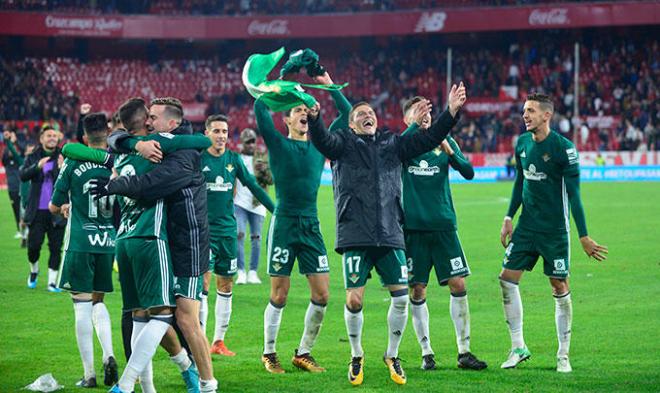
[411, 99, 432, 126]
[448, 81, 467, 118]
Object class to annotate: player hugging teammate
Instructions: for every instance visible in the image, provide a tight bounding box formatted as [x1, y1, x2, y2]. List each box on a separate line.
[43, 48, 607, 391]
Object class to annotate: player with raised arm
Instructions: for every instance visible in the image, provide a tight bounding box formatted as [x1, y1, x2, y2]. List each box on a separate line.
[254, 70, 350, 374]
[499, 93, 608, 373]
[49, 113, 118, 388]
[307, 83, 466, 386]
[200, 114, 275, 356]
[401, 96, 487, 371]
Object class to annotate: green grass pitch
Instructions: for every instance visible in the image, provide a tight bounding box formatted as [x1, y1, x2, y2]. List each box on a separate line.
[0, 182, 658, 392]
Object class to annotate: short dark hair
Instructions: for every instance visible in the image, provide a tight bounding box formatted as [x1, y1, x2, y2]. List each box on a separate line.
[402, 96, 425, 116]
[526, 93, 554, 113]
[349, 101, 372, 121]
[119, 98, 148, 132]
[83, 112, 108, 145]
[151, 97, 184, 122]
[39, 126, 56, 136]
[205, 114, 229, 129]
[110, 111, 122, 129]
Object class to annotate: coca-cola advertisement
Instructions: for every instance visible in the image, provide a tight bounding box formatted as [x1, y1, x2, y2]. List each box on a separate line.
[247, 19, 291, 36]
[528, 8, 570, 26]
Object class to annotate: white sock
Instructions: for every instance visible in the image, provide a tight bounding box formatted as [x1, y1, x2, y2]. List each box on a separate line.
[263, 301, 284, 354]
[131, 318, 152, 392]
[92, 302, 114, 363]
[554, 292, 573, 358]
[386, 294, 409, 358]
[450, 292, 471, 354]
[119, 316, 170, 393]
[411, 298, 434, 356]
[74, 300, 95, 379]
[200, 291, 209, 334]
[200, 378, 218, 393]
[297, 301, 327, 355]
[30, 261, 39, 274]
[48, 268, 58, 286]
[344, 305, 364, 358]
[500, 279, 525, 349]
[213, 291, 233, 342]
[170, 348, 192, 372]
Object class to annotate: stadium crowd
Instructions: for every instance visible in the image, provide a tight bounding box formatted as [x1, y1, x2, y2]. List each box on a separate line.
[0, 31, 657, 153]
[0, 0, 619, 16]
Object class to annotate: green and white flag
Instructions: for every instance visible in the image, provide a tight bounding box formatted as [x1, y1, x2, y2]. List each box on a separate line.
[242, 47, 348, 113]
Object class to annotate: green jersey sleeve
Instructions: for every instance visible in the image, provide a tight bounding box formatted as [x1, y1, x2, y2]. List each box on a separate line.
[5, 140, 24, 165]
[401, 123, 419, 136]
[446, 137, 474, 180]
[560, 140, 588, 237]
[328, 90, 352, 132]
[506, 142, 524, 218]
[254, 99, 285, 147]
[51, 159, 72, 207]
[151, 133, 212, 154]
[62, 143, 108, 165]
[235, 156, 275, 213]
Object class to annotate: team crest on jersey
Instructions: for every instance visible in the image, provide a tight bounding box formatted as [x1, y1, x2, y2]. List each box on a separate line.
[408, 160, 440, 176]
[543, 153, 551, 162]
[349, 273, 359, 284]
[202, 166, 211, 172]
[226, 164, 234, 172]
[433, 148, 442, 156]
[272, 263, 282, 272]
[207, 176, 232, 192]
[523, 164, 547, 181]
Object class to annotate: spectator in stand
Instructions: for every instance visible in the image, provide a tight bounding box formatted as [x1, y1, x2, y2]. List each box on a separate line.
[19, 125, 66, 292]
[234, 128, 273, 285]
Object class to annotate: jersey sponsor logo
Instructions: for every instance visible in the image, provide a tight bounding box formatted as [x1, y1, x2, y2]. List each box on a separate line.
[202, 166, 211, 172]
[408, 160, 440, 176]
[523, 164, 547, 181]
[226, 164, 234, 172]
[450, 256, 469, 273]
[73, 161, 105, 177]
[207, 176, 233, 192]
[566, 148, 579, 165]
[317, 255, 329, 271]
[87, 232, 115, 248]
[553, 258, 567, 274]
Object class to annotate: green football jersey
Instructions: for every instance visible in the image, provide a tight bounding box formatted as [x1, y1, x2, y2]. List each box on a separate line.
[114, 132, 206, 240]
[202, 149, 274, 239]
[253, 90, 350, 217]
[514, 130, 580, 234]
[402, 136, 473, 231]
[52, 157, 116, 253]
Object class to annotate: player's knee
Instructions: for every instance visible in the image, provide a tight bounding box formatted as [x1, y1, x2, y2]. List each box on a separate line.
[237, 232, 245, 241]
[312, 290, 329, 305]
[346, 293, 363, 310]
[550, 278, 569, 295]
[448, 277, 466, 294]
[271, 291, 288, 306]
[250, 234, 261, 242]
[410, 284, 426, 301]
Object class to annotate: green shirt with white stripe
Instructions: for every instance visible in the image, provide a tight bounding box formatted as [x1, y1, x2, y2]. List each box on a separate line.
[513, 130, 580, 234]
[51, 156, 116, 253]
